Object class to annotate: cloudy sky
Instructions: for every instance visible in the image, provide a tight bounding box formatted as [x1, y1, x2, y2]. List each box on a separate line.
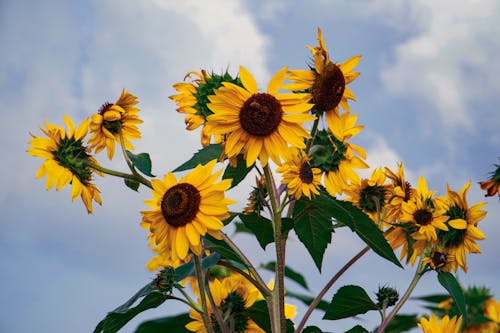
[1, 0, 499, 332]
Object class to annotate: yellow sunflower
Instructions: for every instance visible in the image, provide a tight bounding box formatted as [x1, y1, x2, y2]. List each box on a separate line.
[285, 28, 361, 128]
[205, 66, 316, 167]
[88, 89, 143, 160]
[479, 161, 500, 198]
[141, 159, 235, 261]
[170, 70, 242, 147]
[422, 247, 456, 272]
[400, 176, 449, 241]
[28, 115, 102, 213]
[276, 148, 322, 199]
[418, 315, 462, 333]
[344, 167, 389, 221]
[384, 162, 415, 222]
[435, 181, 487, 272]
[310, 111, 368, 196]
[462, 297, 500, 333]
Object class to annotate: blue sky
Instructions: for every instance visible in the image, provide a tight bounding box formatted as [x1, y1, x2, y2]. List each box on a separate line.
[1, 0, 500, 332]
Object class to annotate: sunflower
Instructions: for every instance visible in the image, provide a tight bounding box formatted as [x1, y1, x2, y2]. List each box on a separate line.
[170, 71, 242, 146]
[479, 160, 500, 198]
[276, 148, 322, 199]
[205, 66, 316, 167]
[345, 167, 390, 219]
[88, 89, 143, 160]
[384, 163, 415, 222]
[435, 182, 487, 272]
[141, 159, 235, 261]
[400, 176, 449, 242]
[310, 112, 368, 196]
[422, 247, 456, 272]
[285, 28, 361, 128]
[418, 315, 462, 333]
[28, 115, 102, 213]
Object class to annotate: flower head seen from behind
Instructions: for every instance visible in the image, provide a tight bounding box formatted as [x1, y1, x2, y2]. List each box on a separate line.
[418, 315, 462, 333]
[479, 159, 500, 198]
[206, 66, 316, 167]
[88, 89, 143, 160]
[141, 160, 235, 261]
[28, 115, 102, 213]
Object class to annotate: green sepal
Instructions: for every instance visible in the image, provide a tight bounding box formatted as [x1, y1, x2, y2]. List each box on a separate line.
[134, 313, 191, 333]
[261, 261, 309, 290]
[173, 144, 223, 172]
[124, 179, 140, 191]
[126, 150, 155, 177]
[323, 285, 378, 320]
[437, 271, 467, 324]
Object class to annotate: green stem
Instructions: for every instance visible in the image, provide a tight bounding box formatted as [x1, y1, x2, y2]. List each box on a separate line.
[305, 117, 320, 153]
[177, 286, 203, 313]
[166, 294, 200, 311]
[218, 261, 269, 297]
[194, 255, 215, 333]
[118, 126, 153, 186]
[295, 245, 371, 333]
[205, 271, 228, 333]
[377, 260, 426, 333]
[82, 160, 152, 188]
[264, 165, 285, 333]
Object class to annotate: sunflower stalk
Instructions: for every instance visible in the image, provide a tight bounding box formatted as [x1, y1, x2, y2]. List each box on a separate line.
[205, 270, 229, 333]
[177, 286, 203, 313]
[117, 126, 153, 187]
[82, 160, 152, 188]
[194, 255, 216, 333]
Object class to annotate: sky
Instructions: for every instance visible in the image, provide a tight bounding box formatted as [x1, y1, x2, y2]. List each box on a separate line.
[1, 0, 500, 332]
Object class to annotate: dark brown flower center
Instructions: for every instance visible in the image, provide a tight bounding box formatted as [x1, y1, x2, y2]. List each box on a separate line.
[98, 102, 113, 115]
[312, 62, 345, 111]
[414, 208, 433, 226]
[239, 93, 283, 136]
[431, 251, 447, 268]
[161, 183, 200, 227]
[299, 162, 314, 184]
[403, 181, 413, 202]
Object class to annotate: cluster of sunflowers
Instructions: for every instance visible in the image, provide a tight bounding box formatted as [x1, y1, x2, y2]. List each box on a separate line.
[28, 28, 499, 333]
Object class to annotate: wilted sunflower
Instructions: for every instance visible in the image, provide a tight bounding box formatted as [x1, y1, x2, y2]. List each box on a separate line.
[435, 182, 487, 272]
[479, 160, 500, 198]
[285, 28, 361, 128]
[205, 66, 316, 167]
[276, 148, 322, 199]
[88, 89, 142, 160]
[400, 177, 449, 242]
[28, 115, 102, 213]
[170, 70, 242, 146]
[310, 112, 368, 196]
[141, 160, 235, 261]
[417, 315, 462, 333]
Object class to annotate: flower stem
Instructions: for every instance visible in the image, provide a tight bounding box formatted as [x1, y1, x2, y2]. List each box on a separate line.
[376, 260, 425, 333]
[218, 261, 269, 297]
[177, 286, 203, 313]
[194, 255, 215, 333]
[118, 126, 153, 187]
[82, 160, 152, 188]
[295, 245, 371, 333]
[305, 117, 320, 153]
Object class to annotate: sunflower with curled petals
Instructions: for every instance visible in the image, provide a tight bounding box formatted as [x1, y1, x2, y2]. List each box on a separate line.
[435, 182, 487, 272]
[205, 66, 316, 167]
[285, 28, 361, 128]
[384, 163, 415, 222]
[141, 160, 235, 261]
[28, 115, 102, 213]
[170, 71, 242, 147]
[276, 148, 322, 199]
[418, 315, 462, 333]
[88, 89, 143, 160]
[310, 111, 368, 196]
[400, 176, 449, 242]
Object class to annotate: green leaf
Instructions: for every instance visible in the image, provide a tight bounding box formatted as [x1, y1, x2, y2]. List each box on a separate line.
[223, 154, 254, 188]
[126, 151, 155, 177]
[94, 292, 169, 333]
[173, 144, 223, 172]
[239, 213, 274, 249]
[124, 179, 140, 191]
[415, 294, 450, 304]
[204, 235, 245, 265]
[247, 300, 295, 333]
[316, 191, 402, 268]
[261, 262, 309, 290]
[293, 195, 334, 271]
[302, 326, 329, 333]
[379, 314, 419, 333]
[134, 313, 191, 333]
[173, 252, 221, 281]
[286, 291, 329, 312]
[437, 272, 467, 324]
[344, 325, 369, 333]
[323, 285, 378, 320]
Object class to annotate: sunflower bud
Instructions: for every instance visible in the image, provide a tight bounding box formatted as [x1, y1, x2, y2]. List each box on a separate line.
[376, 286, 399, 308]
[155, 266, 176, 294]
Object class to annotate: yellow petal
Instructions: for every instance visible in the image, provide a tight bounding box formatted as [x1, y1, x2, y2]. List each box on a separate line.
[239, 66, 258, 94]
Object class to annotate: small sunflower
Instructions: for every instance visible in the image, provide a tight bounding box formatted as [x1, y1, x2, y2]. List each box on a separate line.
[385, 163, 415, 222]
[400, 177, 449, 242]
[479, 160, 500, 198]
[88, 89, 143, 160]
[141, 160, 235, 261]
[285, 28, 361, 127]
[28, 115, 102, 213]
[436, 182, 487, 272]
[310, 112, 368, 196]
[205, 66, 316, 167]
[276, 148, 322, 199]
[344, 167, 389, 221]
[422, 247, 456, 272]
[170, 71, 242, 146]
[418, 315, 462, 333]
